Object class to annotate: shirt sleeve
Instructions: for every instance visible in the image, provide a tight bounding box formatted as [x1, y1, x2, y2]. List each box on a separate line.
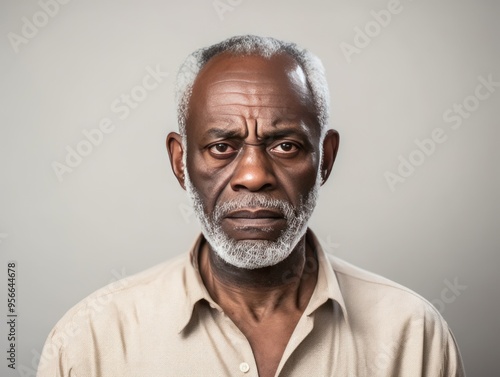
[36, 327, 76, 377]
[442, 328, 466, 377]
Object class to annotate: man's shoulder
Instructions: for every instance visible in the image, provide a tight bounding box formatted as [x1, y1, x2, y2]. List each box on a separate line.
[323, 254, 465, 376]
[327, 253, 422, 294]
[50, 252, 189, 334]
[326, 253, 447, 328]
[38, 252, 196, 374]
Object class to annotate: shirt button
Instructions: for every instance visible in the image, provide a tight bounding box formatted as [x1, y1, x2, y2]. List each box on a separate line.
[239, 362, 250, 373]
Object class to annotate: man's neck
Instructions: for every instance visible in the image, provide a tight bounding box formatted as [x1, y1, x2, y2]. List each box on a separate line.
[198, 235, 318, 321]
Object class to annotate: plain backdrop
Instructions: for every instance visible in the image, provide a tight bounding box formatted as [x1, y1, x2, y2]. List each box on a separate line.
[1, 0, 499, 375]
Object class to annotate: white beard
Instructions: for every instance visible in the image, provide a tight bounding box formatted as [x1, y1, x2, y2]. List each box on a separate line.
[184, 167, 321, 270]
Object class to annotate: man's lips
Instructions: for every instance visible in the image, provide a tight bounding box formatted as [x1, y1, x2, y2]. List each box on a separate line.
[221, 209, 287, 238]
[223, 209, 286, 231]
[224, 209, 284, 219]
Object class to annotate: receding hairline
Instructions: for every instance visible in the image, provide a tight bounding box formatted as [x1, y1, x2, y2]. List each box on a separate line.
[191, 51, 314, 95]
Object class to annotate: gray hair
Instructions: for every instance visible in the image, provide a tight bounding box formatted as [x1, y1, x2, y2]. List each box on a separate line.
[175, 35, 330, 142]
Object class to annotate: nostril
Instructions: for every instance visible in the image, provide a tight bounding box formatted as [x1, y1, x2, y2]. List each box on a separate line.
[232, 182, 274, 192]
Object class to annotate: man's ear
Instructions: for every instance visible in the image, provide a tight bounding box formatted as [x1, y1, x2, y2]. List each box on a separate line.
[320, 129, 340, 185]
[166, 132, 186, 190]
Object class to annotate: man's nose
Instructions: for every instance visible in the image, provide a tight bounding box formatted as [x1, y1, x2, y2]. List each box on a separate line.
[230, 145, 277, 192]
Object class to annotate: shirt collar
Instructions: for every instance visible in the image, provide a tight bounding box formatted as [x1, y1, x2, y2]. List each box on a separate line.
[303, 229, 349, 324]
[177, 229, 349, 333]
[176, 235, 220, 333]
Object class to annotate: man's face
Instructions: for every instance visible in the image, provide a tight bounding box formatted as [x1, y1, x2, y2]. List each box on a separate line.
[183, 53, 324, 269]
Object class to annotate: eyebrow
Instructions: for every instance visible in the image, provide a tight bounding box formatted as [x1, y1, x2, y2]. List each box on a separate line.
[204, 127, 244, 139]
[203, 124, 313, 144]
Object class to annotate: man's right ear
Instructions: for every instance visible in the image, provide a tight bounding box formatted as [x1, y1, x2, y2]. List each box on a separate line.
[166, 132, 186, 190]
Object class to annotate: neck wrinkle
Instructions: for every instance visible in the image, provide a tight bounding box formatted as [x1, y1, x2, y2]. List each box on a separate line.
[199, 237, 318, 321]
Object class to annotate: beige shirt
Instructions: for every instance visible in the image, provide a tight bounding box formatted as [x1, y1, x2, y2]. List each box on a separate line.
[38, 230, 465, 377]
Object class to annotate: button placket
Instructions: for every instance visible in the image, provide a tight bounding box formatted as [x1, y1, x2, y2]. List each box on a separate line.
[216, 311, 258, 375]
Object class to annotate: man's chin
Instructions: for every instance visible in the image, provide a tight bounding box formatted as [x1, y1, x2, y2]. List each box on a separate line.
[213, 244, 290, 270]
[204, 230, 301, 270]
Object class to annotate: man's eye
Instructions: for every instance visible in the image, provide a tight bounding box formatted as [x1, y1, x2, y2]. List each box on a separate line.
[208, 143, 236, 156]
[271, 142, 299, 154]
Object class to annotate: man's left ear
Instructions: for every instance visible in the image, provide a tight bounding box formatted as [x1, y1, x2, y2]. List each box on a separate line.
[320, 129, 340, 185]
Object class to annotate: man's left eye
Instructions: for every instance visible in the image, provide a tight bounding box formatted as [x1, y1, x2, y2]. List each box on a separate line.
[271, 142, 299, 154]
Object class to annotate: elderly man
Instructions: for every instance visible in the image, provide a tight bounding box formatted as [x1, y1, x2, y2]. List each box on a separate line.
[39, 35, 465, 377]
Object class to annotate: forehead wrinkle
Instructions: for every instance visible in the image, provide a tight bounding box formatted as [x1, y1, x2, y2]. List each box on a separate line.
[206, 81, 273, 103]
[206, 79, 308, 98]
[204, 102, 307, 126]
[207, 77, 280, 87]
[209, 106, 299, 124]
[206, 90, 305, 119]
[209, 104, 297, 110]
[204, 117, 311, 139]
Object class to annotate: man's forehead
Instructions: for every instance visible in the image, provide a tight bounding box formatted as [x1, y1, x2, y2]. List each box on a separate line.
[186, 53, 319, 140]
[186, 53, 316, 123]
[192, 53, 308, 94]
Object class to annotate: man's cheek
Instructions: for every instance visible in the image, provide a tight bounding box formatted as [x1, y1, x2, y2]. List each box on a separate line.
[195, 176, 232, 215]
[277, 168, 317, 198]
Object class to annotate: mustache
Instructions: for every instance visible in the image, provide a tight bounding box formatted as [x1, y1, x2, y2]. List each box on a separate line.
[213, 194, 295, 222]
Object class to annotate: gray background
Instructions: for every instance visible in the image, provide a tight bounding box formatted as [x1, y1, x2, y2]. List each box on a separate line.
[1, 0, 499, 375]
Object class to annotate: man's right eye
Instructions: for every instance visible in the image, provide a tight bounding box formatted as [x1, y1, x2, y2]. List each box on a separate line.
[208, 143, 237, 157]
